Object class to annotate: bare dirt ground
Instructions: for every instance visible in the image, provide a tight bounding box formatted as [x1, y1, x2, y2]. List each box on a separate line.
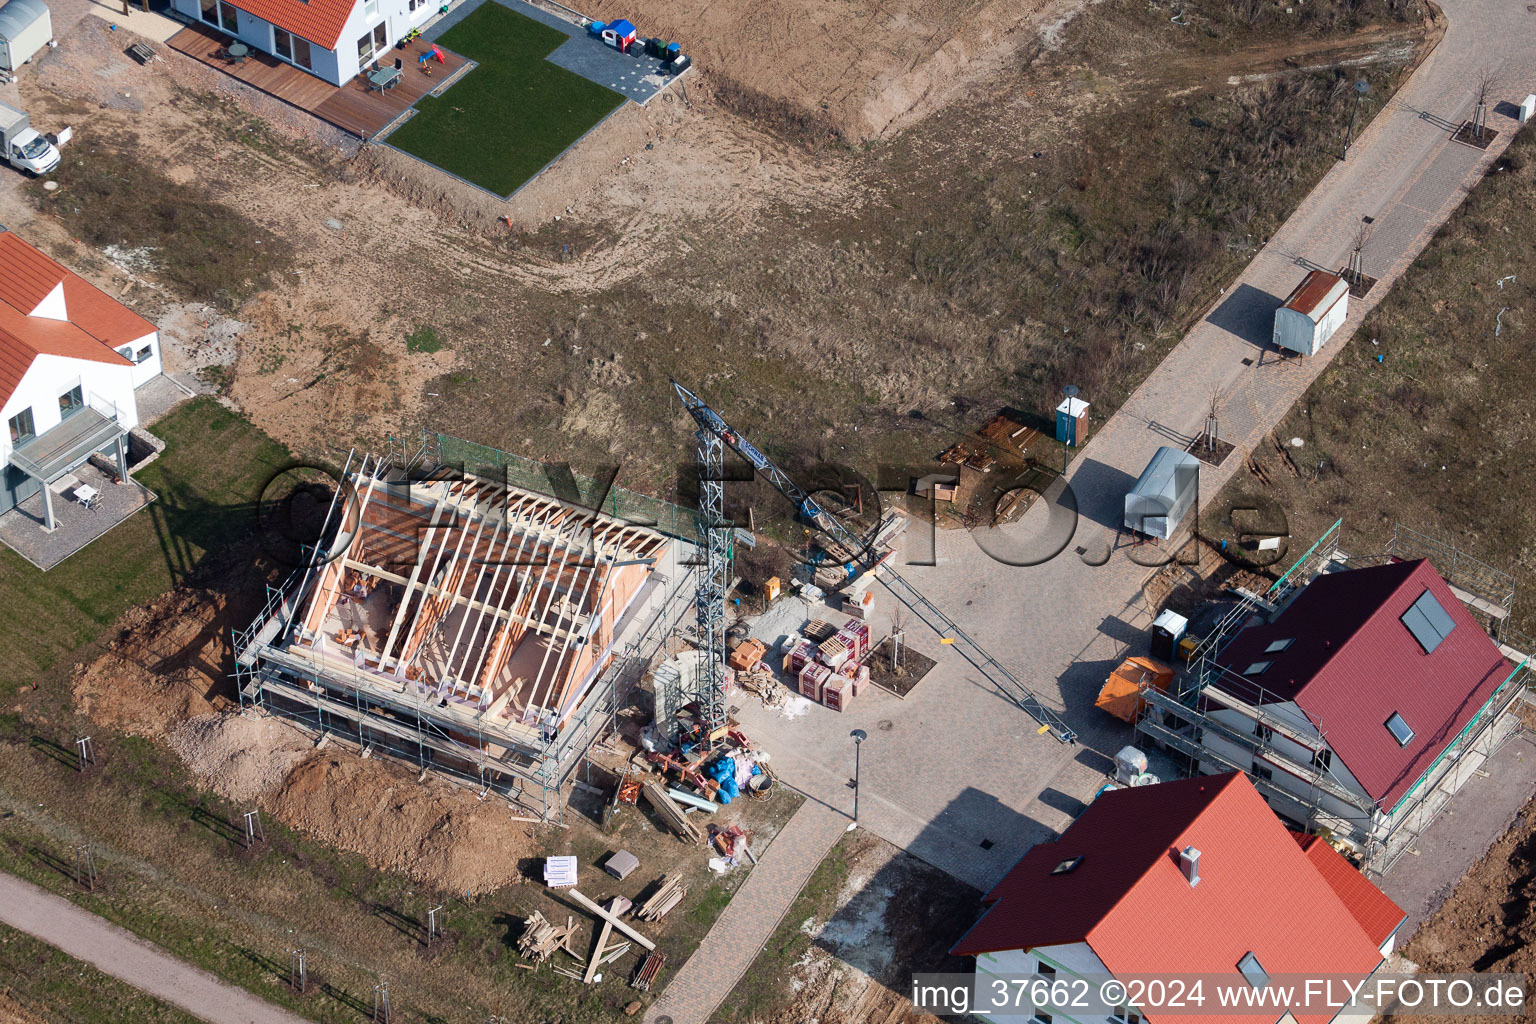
[579, 0, 1057, 139]
[718, 828, 979, 1023]
[1393, 790, 1536, 1024]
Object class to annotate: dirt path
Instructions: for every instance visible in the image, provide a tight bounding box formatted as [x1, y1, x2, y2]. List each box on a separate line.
[0, 871, 309, 1024]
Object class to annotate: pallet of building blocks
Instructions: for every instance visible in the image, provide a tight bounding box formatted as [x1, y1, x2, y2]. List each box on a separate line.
[784, 638, 817, 675]
[822, 676, 848, 712]
[818, 635, 852, 669]
[836, 621, 872, 658]
[798, 662, 830, 703]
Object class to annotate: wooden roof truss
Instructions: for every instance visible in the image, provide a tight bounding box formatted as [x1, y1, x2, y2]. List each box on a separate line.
[297, 467, 667, 728]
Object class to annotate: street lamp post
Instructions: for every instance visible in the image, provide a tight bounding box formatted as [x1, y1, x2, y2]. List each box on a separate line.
[849, 729, 868, 828]
[1341, 79, 1371, 160]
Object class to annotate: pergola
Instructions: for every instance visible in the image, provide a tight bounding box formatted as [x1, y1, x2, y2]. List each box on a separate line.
[7, 407, 128, 531]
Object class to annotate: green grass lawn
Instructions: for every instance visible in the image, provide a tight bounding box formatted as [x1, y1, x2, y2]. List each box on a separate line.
[387, 3, 626, 197]
[0, 399, 291, 688]
[0, 921, 205, 1024]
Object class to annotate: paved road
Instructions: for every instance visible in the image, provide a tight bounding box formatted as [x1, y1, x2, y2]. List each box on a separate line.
[0, 872, 309, 1024]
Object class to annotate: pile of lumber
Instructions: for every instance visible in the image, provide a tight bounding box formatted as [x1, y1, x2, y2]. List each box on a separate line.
[642, 780, 703, 843]
[517, 911, 580, 962]
[634, 873, 688, 922]
[584, 896, 634, 983]
[804, 618, 837, 642]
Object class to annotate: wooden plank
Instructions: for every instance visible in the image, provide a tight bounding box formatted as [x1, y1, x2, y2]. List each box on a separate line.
[566, 890, 655, 951]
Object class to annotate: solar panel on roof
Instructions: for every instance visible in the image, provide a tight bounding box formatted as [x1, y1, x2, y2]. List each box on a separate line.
[1401, 590, 1455, 653]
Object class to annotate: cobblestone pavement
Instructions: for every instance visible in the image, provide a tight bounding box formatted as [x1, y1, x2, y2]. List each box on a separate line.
[657, 6, 1536, 1019]
[643, 800, 848, 1024]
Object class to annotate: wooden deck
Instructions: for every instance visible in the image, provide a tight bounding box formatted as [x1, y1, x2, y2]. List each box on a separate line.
[167, 22, 471, 138]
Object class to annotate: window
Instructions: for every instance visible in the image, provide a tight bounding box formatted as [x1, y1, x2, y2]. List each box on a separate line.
[1254, 720, 1274, 742]
[409, 0, 427, 10]
[357, 22, 387, 65]
[1035, 961, 1055, 978]
[1237, 952, 1269, 989]
[1242, 660, 1272, 676]
[1386, 712, 1415, 747]
[58, 384, 83, 419]
[274, 28, 311, 69]
[1401, 589, 1456, 653]
[134, 345, 154, 364]
[1050, 856, 1083, 875]
[214, 0, 238, 32]
[1111, 1010, 1142, 1024]
[363, 0, 379, 18]
[1031, 1015, 1052, 1024]
[1265, 638, 1294, 653]
[1312, 748, 1332, 771]
[7, 407, 34, 445]
[1253, 762, 1273, 782]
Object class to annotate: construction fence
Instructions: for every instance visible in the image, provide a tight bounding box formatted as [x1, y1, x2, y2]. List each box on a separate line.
[426, 432, 697, 541]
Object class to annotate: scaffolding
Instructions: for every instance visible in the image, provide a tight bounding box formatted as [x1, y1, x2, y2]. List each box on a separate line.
[1135, 519, 1530, 876]
[232, 435, 697, 821]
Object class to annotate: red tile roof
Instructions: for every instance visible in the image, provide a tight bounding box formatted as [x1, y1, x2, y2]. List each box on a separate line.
[952, 774, 1387, 1024]
[1217, 560, 1513, 810]
[0, 232, 147, 408]
[224, 0, 360, 51]
[1292, 832, 1405, 948]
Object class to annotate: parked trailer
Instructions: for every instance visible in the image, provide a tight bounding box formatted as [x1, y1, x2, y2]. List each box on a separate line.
[1273, 270, 1349, 356]
[1124, 446, 1200, 540]
[0, 0, 52, 73]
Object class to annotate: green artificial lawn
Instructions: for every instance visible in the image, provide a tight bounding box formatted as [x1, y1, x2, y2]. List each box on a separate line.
[387, 3, 626, 196]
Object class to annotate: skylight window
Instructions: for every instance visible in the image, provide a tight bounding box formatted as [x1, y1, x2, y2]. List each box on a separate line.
[1401, 590, 1456, 653]
[1264, 639, 1294, 653]
[1242, 660, 1272, 676]
[1051, 856, 1083, 875]
[1237, 952, 1269, 990]
[1386, 712, 1415, 747]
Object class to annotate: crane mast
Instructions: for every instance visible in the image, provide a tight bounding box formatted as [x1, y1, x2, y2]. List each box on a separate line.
[672, 381, 1075, 745]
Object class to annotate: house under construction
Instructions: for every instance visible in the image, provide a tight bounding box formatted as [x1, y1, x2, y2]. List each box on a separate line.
[1136, 522, 1531, 878]
[234, 434, 698, 820]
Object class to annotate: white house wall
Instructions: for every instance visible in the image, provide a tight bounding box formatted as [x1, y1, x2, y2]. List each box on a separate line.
[112, 331, 163, 389]
[974, 943, 1161, 1024]
[0, 352, 139, 464]
[1196, 700, 1380, 843]
[334, 0, 439, 85]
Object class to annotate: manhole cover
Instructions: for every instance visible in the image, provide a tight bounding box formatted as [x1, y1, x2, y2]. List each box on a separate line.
[1241, 357, 1255, 366]
[979, 838, 995, 850]
[877, 719, 894, 732]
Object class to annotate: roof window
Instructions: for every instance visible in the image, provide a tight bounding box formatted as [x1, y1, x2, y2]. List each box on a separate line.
[1242, 660, 1272, 676]
[1051, 856, 1083, 875]
[1237, 952, 1269, 989]
[1401, 590, 1456, 654]
[1264, 639, 1294, 653]
[1385, 712, 1415, 747]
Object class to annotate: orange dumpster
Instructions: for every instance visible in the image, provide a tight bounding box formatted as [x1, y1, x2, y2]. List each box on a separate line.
[1095, 656, 1174, 722]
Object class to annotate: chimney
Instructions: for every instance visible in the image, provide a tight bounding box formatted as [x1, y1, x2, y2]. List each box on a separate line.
[1179, 846, 1201, 887]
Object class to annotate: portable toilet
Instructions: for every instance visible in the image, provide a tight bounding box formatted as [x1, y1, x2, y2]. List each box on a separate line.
[601, 19, 637, 53]
[1273, 270, 1349, 356]
[1055, 395, 1089, 445]
[1150, 610, 1188, 661]
[0, 0, 52, 73]
[1125, 446, 1200, 540]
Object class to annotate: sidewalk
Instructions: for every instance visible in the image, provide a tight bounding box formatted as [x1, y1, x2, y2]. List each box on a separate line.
[643, 800, 849, 1024]
[0, 871, 309, 1024]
